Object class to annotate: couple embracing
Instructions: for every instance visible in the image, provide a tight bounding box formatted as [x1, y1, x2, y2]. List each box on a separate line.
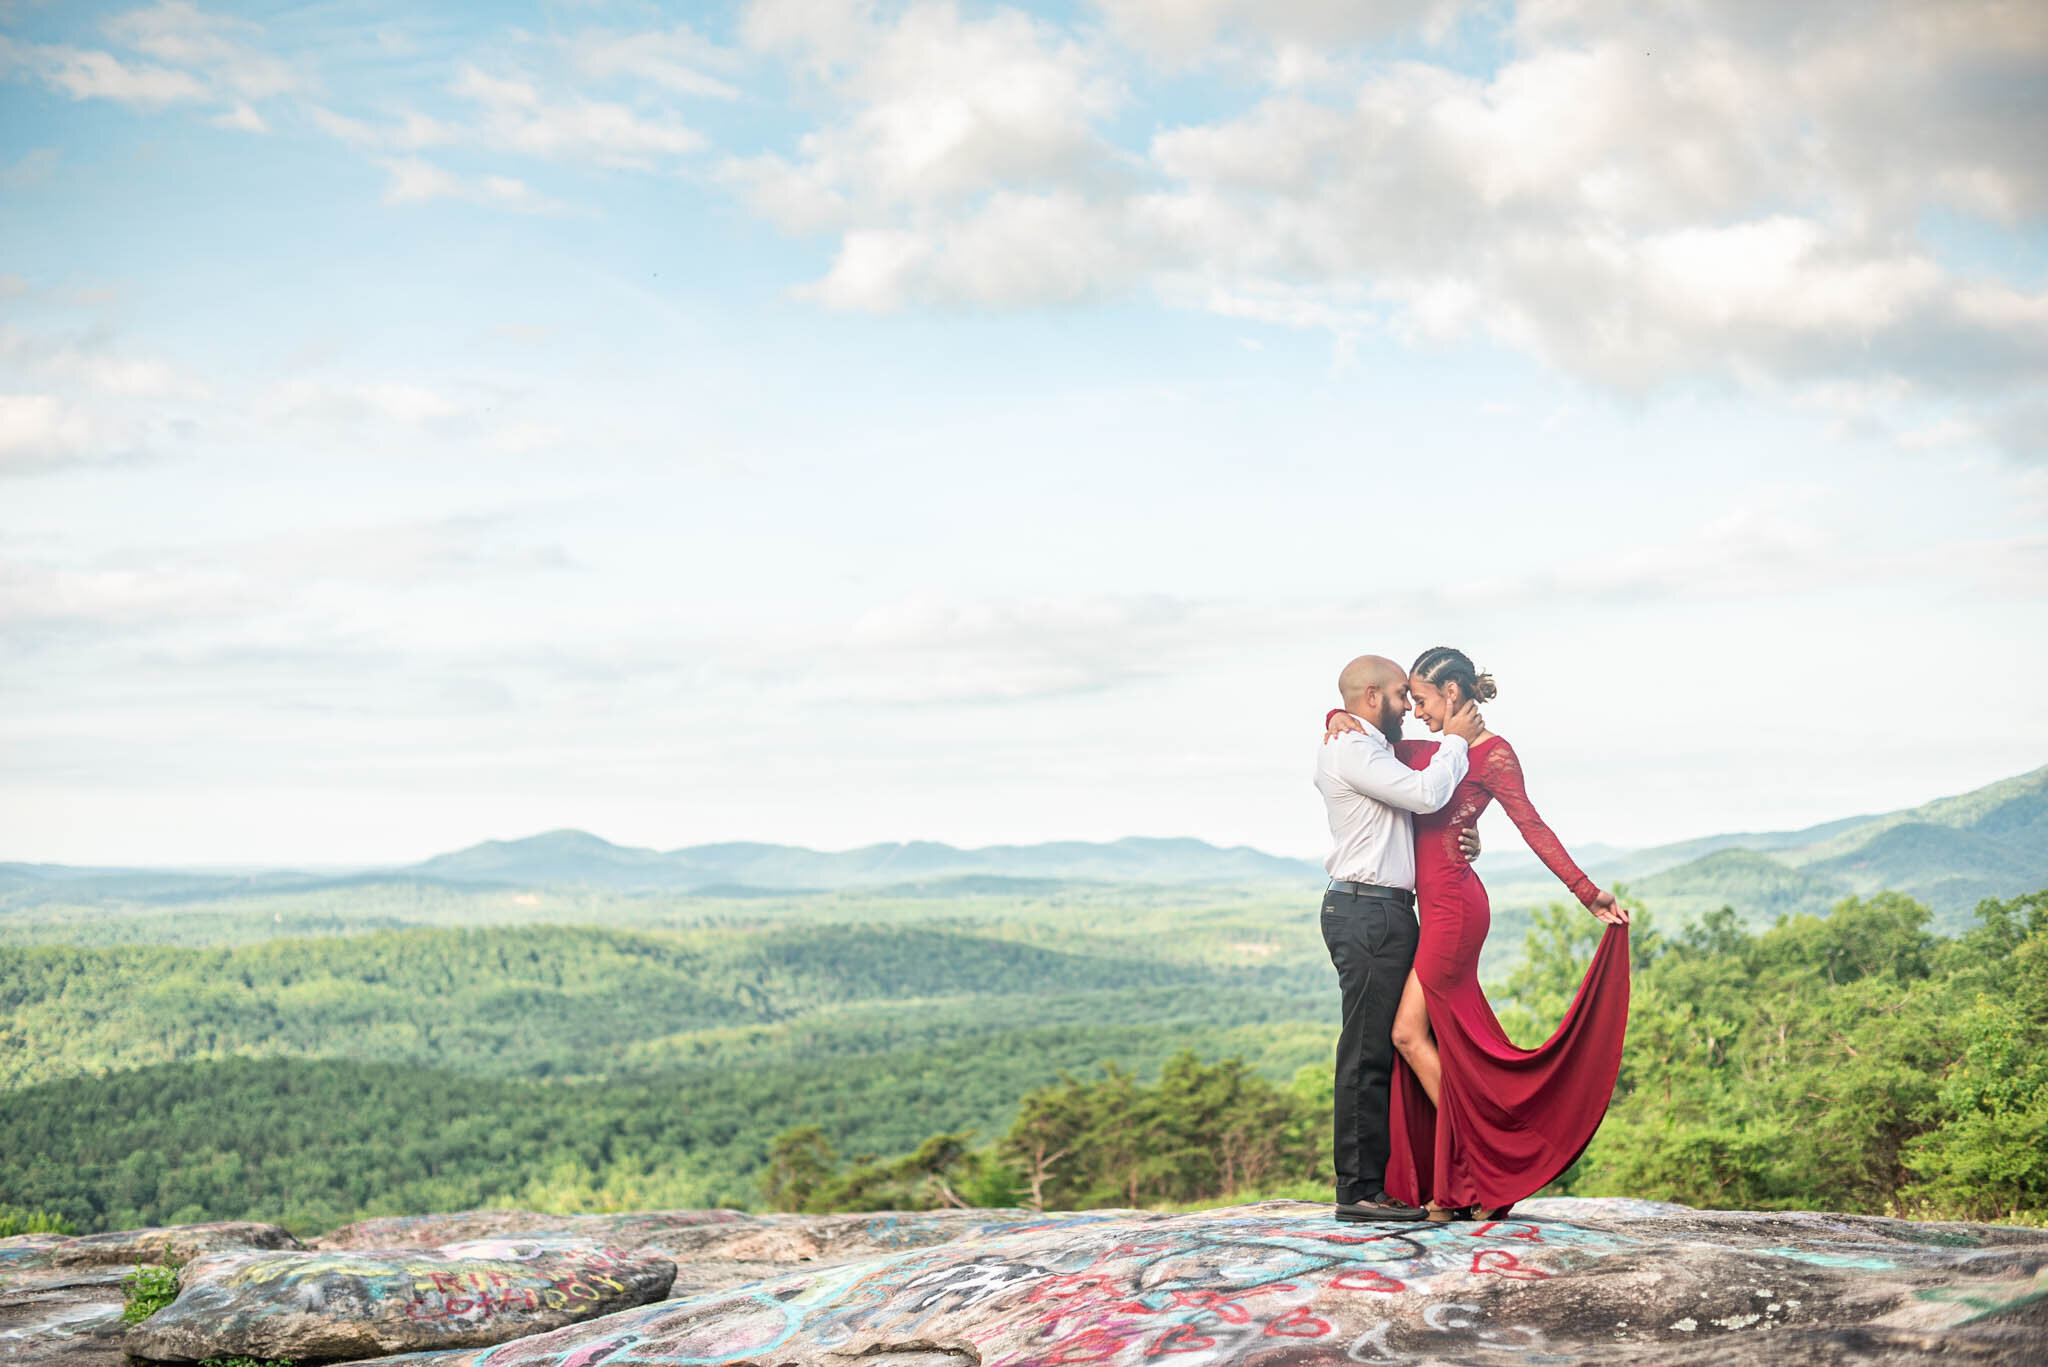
[1313, 646, 1632, 1223]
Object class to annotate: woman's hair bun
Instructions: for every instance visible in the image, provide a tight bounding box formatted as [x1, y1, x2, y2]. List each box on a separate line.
[1411, 646, 1497, 705]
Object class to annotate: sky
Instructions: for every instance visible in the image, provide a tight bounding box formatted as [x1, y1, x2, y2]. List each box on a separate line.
[2, 0, 2045, 868]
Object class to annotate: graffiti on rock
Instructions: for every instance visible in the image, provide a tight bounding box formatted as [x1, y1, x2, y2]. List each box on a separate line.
[123, 1237, 678, 1364]
[205, 1241, 654, 1325]
[337, 1201, 2048, 1367]
[1756, 1245, 1895, 1270]
[1910, 1269, 2048, 1327]
[397, 1208, 1622, 1367]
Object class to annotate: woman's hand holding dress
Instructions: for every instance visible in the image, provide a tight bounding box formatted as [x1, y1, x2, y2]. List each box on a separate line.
[1587, 889, 1631, 925]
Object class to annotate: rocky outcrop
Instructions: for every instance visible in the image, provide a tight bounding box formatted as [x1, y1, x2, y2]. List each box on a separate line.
[311, 1209, 752, 1252]
[0, 1262, 134, 1367]
[315, 1207, 1037, 1302]
[5, 1199, 2045, 1364]
[344, 1198, 2048, 1367]
[2, 1220, 299, 1270]
[123, 1238, 675, 1362]
[1, 1221, 302, 1367]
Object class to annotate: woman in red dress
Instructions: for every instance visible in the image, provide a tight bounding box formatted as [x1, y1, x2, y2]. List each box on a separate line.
[1326, 646, 1632, 1220]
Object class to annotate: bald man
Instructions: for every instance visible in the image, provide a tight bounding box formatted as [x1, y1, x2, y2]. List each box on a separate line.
[1314, 654, 1484, 1222]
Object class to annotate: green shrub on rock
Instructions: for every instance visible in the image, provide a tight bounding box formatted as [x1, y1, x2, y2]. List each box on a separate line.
[120, 1262, 179, 1322]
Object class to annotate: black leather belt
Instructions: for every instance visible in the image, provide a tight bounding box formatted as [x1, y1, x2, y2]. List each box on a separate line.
[1326, 881, 1415, 909]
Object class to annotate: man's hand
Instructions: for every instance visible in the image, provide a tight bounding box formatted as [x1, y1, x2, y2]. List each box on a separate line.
[1457, 827, 1481, 863]
[1443, 700, 1484, 743]
[1324, 711, 1367, 745]
[1589, 889, 1632, 925]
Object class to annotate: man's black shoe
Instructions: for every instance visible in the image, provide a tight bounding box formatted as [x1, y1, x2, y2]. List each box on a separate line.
[1335, 1194, 1425, 1222]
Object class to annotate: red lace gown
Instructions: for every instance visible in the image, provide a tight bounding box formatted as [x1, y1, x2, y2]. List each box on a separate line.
[1386, 735, 1630, 1211]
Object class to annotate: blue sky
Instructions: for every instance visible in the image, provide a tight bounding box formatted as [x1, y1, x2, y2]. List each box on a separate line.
[2, 0, 2044, 866]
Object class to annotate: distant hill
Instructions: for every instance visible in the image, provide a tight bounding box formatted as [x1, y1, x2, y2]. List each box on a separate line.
[0, 836, 1321, 908]
[1629, 849, 1854, 926]
[5, 763, 2043, 927]
[410, 832, 1319, 890]
[1480, 762, 2048, 931]
[0, 866, 496, 910]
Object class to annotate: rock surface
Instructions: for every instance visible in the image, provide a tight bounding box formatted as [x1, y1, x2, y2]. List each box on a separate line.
[345, 1199, 2048, 1367]
[311, 1209, 755, 1252]
[124, 1238, 676, 1362]
[0, 1263, 133, 1367]
[1, 1221, 302, 1367]
[7, 1201, 2046, 1363]
[1, 1220, 300, 1270]
[316, 1207, 1028, 1304]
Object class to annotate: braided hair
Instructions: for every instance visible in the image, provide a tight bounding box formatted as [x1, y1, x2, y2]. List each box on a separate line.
[1410, 646, 1497, 706]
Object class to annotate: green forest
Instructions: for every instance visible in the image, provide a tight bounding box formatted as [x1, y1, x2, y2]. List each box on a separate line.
[3, 881, 2044, 1236]
[0, 922, 1267, 1087]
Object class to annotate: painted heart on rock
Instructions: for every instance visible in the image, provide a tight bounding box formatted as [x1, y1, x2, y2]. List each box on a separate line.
[1470, 1248, 1550, 1280]
[1330, 1267, 1405, 1294]
[1262, 1303, 1332, 1337]
[1148, 1323, 1218, 1354]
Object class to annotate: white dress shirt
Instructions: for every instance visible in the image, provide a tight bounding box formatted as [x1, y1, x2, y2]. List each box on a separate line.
[1314, 716, 1469, 889]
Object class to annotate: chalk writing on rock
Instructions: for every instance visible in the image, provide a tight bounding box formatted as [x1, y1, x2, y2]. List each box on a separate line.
[310, 1200, 2048, 1367]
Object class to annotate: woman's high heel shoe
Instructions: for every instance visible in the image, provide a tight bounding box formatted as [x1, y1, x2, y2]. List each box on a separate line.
[1424, 1203, 1473, 1222]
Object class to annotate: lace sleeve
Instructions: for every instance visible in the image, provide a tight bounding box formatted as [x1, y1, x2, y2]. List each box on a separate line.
[1478, 741, 1600, 908]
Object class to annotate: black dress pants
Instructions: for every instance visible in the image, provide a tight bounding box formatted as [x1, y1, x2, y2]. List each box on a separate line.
[1320, 886, 1420, 1203]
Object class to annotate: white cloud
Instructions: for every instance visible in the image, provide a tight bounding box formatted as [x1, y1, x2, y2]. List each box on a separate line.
[1514, 0, 2048, 221]
[811, 592, 1230, 704]
[564, 24, 743, 100]
[0, 35, 208, 106]
[482, 420, 570, 455]
[220, 515, 578, 588]
[302, 23, 720, 187]
[0, 5, 299, 127]
[308, 105, 457, 152]
[728, 0, 2048, 451]
[0, 516, 574, 653]
[0, 147, 59, 190]
[1089, 0, 1467, 63]
[260, 378, 469, 427]
[0, 551, 251, 635]
[0, 394, 130, 474]
[728, 0, 1125, 232]
[100, 1, 301, 100]
[42, 349, 206, 399]
[210, 100, 267, 132]
[0, 325, 213, 399]
[377, 157, 571, 216]
[1981, 393, 2048, 464]
[802, 191, 1140, 310]
[450, 64, 704, 168]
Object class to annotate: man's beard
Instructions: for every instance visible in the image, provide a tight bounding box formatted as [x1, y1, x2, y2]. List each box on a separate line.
[1378, 700, 1403, 742]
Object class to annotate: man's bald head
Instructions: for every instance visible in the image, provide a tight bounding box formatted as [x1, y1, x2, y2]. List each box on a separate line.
[1338, 655, 1404, 710]
[1337, 654, 1411, 741]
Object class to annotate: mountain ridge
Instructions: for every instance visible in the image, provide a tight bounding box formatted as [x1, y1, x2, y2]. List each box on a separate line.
[1479, 762, 2048, 925]
[4, 763, 2043, 923]
[408, 831, 1320, 890]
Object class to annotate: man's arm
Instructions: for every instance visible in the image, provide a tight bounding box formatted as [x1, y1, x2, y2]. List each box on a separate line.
[1330, 734, 1470, 814]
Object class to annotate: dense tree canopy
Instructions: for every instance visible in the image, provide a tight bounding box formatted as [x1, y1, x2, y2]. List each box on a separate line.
[0, 923, 1233, 1087]
[2, 887, 2041, 1234]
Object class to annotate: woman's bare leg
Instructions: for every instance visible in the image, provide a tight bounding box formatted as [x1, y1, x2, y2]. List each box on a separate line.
[1388, 971, 1440, 1106]
[1391, 971, 1464, 1215]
